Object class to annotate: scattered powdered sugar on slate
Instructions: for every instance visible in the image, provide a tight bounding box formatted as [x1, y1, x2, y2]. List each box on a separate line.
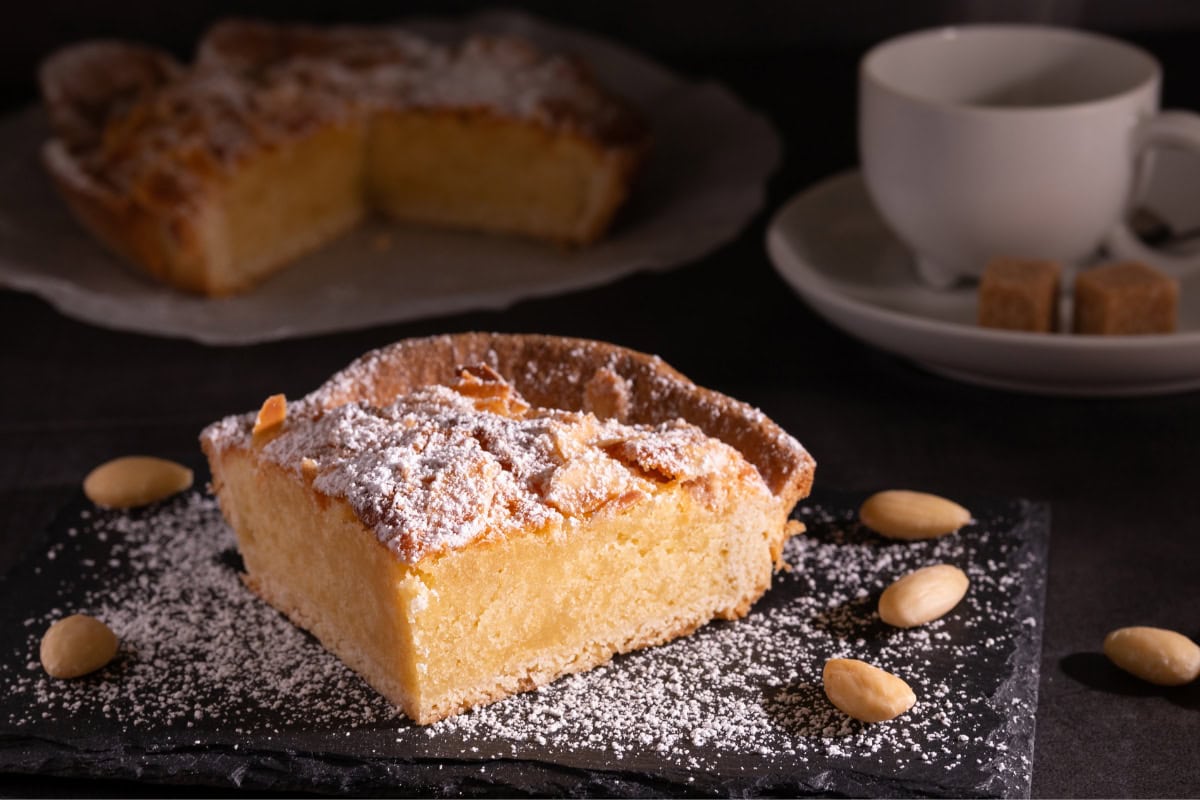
[0, 491, 1042, 794]
[1, 493, 398, 733]
[430, 502, 1041, 782]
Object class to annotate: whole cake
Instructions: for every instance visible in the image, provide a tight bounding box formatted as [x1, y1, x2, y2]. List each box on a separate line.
[200, 333, 815, 724]
[39, 20, 650, 295]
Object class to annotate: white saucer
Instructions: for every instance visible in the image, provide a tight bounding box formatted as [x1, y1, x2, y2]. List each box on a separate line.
[766, 170, 1200, 397]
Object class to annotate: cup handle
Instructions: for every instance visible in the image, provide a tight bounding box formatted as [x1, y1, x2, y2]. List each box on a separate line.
[1106, 110, 1200, 278]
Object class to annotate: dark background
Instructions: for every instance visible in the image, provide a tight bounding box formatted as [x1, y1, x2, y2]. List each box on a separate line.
[2, 1, 1199, 797]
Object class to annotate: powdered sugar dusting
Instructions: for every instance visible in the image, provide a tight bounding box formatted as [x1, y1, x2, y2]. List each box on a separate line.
[198, 21, 634, 136]
[302, 334, 815, 505]
[203, 372, 755, 564]
[1, 493, 395, 732]
[0, 491, 1044, 795]
[46, 20, 644, 197]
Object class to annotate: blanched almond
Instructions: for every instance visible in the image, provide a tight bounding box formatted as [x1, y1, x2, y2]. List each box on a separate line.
[1104, 626, 1200, 686]
[40, 614, 119, 679]
[253, 393, 288, 435]
[83, 456, 193, 509]
[823, 658, 916, 722]
[859, 490, 970, 540]
[879, 564, 970, 628]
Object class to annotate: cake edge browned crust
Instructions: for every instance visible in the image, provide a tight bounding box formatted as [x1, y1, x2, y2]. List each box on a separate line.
[42, 140, 217, 294]
[308, 332, 815, 512]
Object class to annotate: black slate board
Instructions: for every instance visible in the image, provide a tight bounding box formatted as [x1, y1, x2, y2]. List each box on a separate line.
[0, 486, 1048, 797]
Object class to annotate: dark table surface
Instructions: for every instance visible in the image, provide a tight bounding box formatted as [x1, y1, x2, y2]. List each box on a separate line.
[2, 4, 1199, 797]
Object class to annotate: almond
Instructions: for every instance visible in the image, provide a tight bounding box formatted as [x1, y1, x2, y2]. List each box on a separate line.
[40, 614, 119, 679]
[823, 658, 916, 723]
[253, 393, 288, 436]
[1104, 626, 1200, 686]
[859, 490, 970, 540]
[83, 456, 193, 509]
[879, 564, 970, 628]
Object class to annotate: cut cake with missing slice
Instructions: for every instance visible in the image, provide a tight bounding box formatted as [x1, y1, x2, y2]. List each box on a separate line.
[199, 333, 815, 724]
[39, 21, 650, 296]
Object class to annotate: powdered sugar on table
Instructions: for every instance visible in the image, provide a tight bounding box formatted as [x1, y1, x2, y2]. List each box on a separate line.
[0, 490, 1047, 796]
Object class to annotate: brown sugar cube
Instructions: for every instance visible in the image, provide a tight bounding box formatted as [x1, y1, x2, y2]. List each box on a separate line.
[978, 258, 1061, 332]
[1073, 261, 1178, 335]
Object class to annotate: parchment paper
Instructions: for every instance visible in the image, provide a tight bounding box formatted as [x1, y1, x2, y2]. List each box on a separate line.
[0, 10, 780, 345]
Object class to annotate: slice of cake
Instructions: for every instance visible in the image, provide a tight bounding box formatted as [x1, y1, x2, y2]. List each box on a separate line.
[39, 20, 650, 296]
[200, 333, 815, 724]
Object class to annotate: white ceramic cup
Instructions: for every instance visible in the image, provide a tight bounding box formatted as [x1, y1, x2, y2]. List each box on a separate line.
[859, 25, 1200, 287]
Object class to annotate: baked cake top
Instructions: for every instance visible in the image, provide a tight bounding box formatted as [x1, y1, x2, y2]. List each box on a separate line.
[202, 334, 815, 565]
[198, 20, 644, 141]
[202, 364, 770, 564]
[40, 19, 648, 201]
